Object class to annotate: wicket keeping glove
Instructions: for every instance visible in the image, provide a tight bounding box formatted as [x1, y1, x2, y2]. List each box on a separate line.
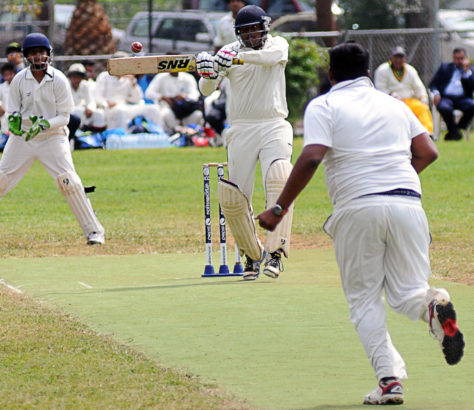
[196, 52, 218, 80]
[8, 112, 24, 136]
[215, 45, 238, 73]
[25, 115, 50, 141]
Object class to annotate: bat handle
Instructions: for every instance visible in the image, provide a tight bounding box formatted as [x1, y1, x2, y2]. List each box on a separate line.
[232, 58, 244, 65]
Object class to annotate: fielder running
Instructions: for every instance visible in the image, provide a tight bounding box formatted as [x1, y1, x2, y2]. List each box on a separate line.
[1, 33, 105, 245]
[257, 42, 464, 405]
[197, 5, 294, 280]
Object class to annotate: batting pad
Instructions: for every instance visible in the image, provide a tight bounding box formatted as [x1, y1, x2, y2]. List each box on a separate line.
[264, 159, 294, 257]
[218, 179, 264, 261]
[56, 172, 104, 238]
[0, 171, 7, 196]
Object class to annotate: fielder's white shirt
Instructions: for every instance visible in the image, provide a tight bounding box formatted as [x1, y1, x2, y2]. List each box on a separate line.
[374, 62, 428, 104]
[145, 72, 200, 102]
[214, 13, 237, 49]
[94, 71, 142, 106]
[200, 35, 289, 122]
[71, 79, 96, 111]
[7, 65, 73, 137]
[304, 77, 427, 208]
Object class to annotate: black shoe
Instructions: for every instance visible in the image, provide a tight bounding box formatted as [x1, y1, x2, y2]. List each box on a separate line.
[263, 250, 283, 279]
[243, 255, 261, 281]
[445, 129, 462, 141]
[429, 300, 465, 365]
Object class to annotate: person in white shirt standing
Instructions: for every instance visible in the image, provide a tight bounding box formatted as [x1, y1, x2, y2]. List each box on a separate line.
[196, 5, 294, 281]
[0, 63, 16, 136]
[145, 71, 203, 133]
[257, 42, 464, 406]
[374, 46, 433, 136]
[1, 33, 105, 245]
[67, 63, 106, 133]
[214, 0, 247, 53]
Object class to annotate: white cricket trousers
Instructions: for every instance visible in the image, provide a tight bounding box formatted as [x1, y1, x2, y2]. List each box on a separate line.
[324, 195, 432, 381]
[225, 118, 293, 202]
[0, 133, 103, 239]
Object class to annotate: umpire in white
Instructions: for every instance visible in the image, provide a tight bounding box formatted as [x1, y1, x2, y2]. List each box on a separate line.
[1, 33, 104, 245]
[257, 42, 464, 406]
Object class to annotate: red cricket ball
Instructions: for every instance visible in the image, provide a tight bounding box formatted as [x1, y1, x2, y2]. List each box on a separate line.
[131, 41, 143, 54]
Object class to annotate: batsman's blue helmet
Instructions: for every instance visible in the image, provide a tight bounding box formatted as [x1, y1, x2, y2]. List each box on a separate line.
[22, 33, 52, 56]
[234, 5, 271, 49]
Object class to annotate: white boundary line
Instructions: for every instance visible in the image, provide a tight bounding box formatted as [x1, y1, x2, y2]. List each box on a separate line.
[78, 281, 93, 289]
[0, 279, 23, 294]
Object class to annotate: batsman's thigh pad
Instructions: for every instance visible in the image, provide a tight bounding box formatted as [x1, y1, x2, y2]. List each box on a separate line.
[218, 179, 264, 261]
[264, 159, 294, 257]
[57, 172, 104, 238]
[0, 171, 7, 196]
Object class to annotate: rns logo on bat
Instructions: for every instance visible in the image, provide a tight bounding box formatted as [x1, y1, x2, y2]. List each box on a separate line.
[157, 57, 195, 71]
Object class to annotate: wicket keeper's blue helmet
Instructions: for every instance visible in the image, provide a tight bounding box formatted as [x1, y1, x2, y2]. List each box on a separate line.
[22, 32, 52, 56]
[234, 5, 271, 49]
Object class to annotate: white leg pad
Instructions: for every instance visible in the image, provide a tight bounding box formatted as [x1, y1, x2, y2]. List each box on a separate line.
[0, 171, 7, 197]
[56, 172, 104, 238]
[218, 179, 264, 261]
[264, 159, 294, 257]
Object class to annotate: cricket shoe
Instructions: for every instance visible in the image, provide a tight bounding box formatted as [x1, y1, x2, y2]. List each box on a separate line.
[87, 231, 104, 245]
[263, 250, 283, 279]
[427, 288, 464, 365]
[243, 255, 261, 281]
[363, 378, 404, 405]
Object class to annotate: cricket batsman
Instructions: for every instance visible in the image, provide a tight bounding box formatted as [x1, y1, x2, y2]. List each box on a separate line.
[1, 33, 105, 245]
[196, 5, 294, 280]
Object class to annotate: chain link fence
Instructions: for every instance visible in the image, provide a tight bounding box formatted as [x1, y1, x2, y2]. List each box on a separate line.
[1, 23, 471, 90]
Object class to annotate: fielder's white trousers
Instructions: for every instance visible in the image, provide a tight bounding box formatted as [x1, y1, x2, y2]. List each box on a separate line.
[324, 196, 432, 381]
[0, 133, 76, 193]
[226, 118, 293, 203]
[106, 102, 163, 130]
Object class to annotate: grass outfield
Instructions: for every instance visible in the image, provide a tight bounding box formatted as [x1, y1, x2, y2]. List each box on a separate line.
[0, 137, 473, 408]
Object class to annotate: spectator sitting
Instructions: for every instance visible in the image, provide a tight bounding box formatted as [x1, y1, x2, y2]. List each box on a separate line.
[214, 0, 247, 54]
[67, 63, 106, 134]
[94, 51, 163, 131]
[374, 46, 433, 135]
[0, 63, 16, 135]
[5, 42, 25, 74]
[430, 47, 474, 140]
[81, 59, 98, 93]
[145, 71, 203, 133]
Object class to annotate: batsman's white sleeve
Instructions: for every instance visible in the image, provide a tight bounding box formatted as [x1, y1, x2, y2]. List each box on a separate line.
[199, 77, 219, 97]
[238, 36, 288, 67]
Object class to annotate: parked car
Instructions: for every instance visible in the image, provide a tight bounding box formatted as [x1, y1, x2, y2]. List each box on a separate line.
[120, 11, 224, 55]
[271, 11, 317, 33]
[185, 0, 314, 19]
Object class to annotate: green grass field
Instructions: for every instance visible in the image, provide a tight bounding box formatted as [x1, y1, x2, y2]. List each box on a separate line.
[0, 137, 473, 408]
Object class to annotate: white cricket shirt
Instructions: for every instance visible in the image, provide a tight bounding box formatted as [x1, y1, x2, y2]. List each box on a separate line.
[214, 13, 237, 49]
[374, 62, 428, 104]
[304, 77, 427, 208]
[199, 35, 289, 122]
[7, 65, 73, 136]
[145, 72, 200, 102]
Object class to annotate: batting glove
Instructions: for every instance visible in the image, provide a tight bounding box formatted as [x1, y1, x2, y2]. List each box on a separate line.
[196, 52, 218, 80]
[25, 115, 50, 141]
[215, 46, 238, 72]
[8, 112, 24, 136]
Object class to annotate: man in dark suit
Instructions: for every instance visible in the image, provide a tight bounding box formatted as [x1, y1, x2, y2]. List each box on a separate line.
[430, 48, 474, 140]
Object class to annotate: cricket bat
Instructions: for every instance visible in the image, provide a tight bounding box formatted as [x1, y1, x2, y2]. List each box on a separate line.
[107, 54, 244, 76]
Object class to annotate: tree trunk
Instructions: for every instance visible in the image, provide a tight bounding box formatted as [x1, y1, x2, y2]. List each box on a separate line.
[316, 0, 336, 47]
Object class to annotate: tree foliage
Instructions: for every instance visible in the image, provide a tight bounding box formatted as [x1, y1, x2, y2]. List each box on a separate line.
[338, 0, 407, 29]
[285, 37, 328, 124]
